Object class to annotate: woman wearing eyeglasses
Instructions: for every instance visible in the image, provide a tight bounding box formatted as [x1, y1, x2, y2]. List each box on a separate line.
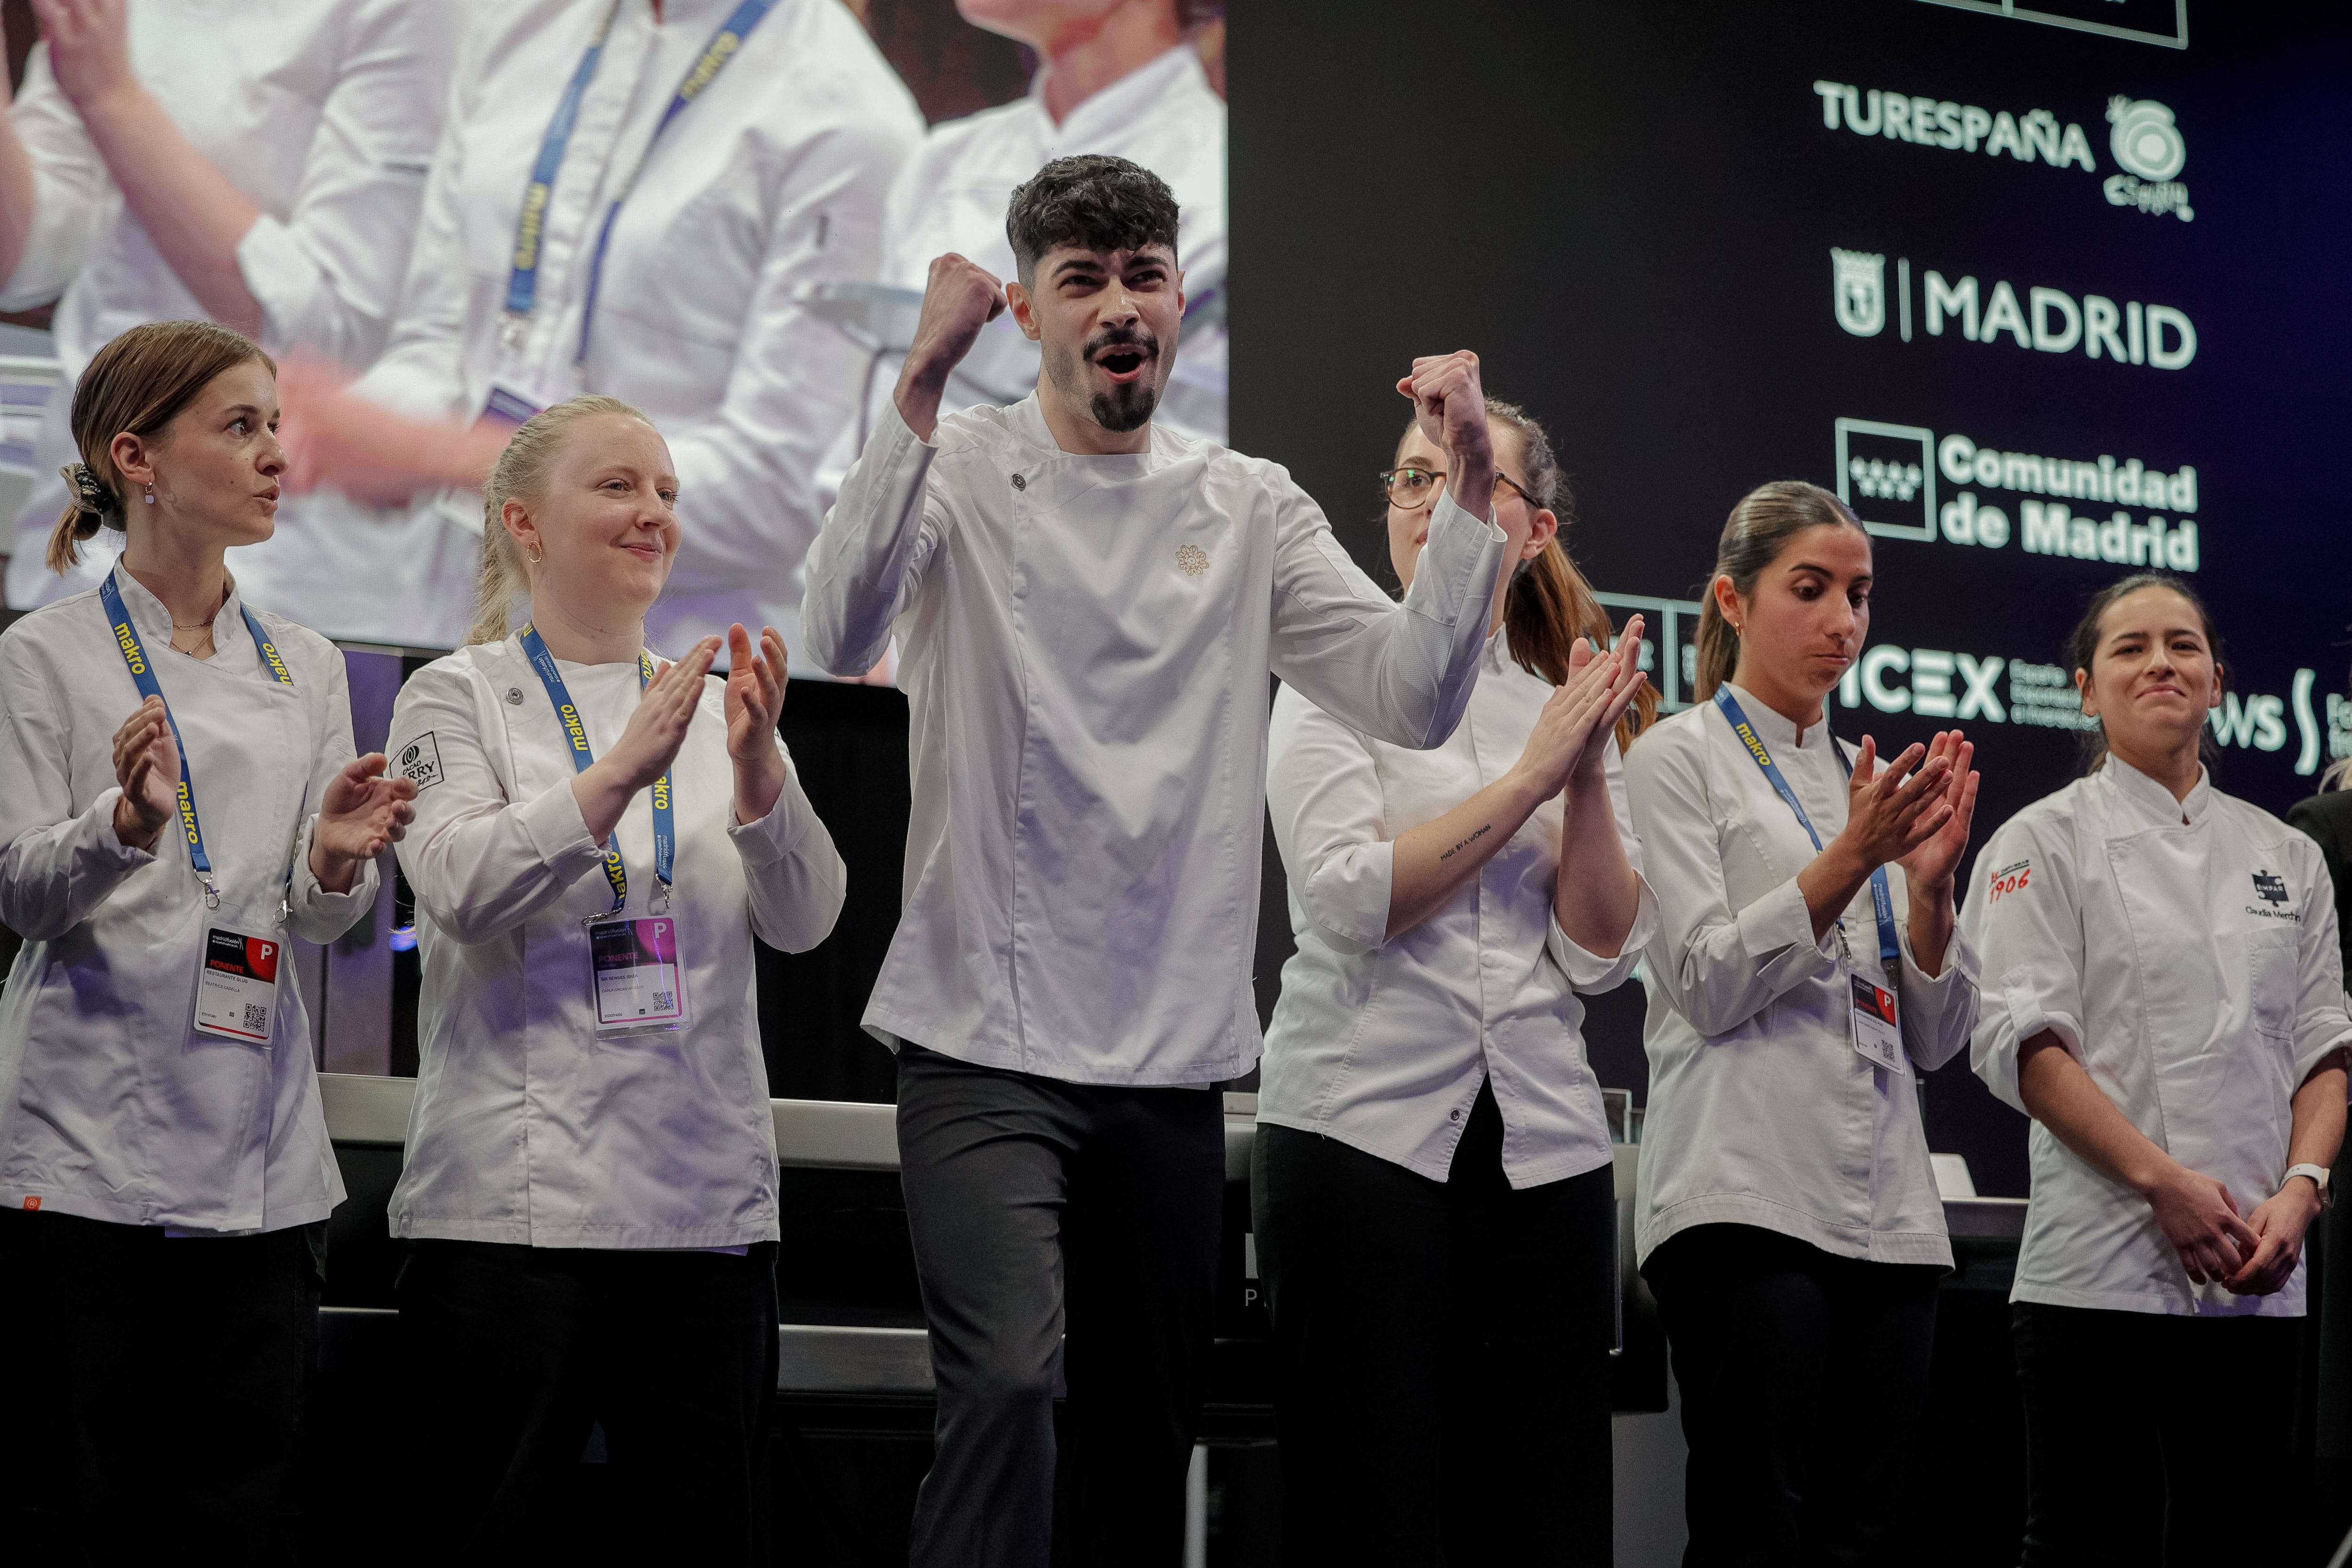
[1253, 398, 1654, 1564]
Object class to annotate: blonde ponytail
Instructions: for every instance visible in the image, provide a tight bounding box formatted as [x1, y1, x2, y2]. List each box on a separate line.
[467, 394, 650, 645]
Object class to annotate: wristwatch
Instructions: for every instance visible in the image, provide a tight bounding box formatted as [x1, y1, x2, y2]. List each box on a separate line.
[2284, 1164, 2332, 1208]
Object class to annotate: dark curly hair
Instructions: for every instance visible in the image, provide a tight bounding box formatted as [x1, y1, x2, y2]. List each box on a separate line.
[1005, 153, 1180, 286]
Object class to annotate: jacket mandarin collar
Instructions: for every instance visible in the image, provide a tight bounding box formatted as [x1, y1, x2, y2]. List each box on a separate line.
[1030, 43, 1206, 143]
[108, 560, 260, 678]
[2101, 750, 2212, 826]
[1003, 391, 1169, 468]
[1719, 681, 1834, 756]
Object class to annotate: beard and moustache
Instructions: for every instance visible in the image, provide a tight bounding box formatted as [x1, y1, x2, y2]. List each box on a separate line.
[1043, 322, 1169, 434]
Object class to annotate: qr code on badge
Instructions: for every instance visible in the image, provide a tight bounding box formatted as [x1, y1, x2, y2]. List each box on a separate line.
[243, 1003, 269, 1033]
[652, 990, 675, 1011]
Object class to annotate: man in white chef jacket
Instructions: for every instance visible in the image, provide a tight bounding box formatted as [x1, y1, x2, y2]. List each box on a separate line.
[803, 154, 1505, 1566]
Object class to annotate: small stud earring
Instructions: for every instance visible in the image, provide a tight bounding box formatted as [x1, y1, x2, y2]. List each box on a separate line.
[142, 482, 155, 506]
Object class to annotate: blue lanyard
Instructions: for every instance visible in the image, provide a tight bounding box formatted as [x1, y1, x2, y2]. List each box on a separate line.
[1711, 688, 1900, 976]
[501, 0, 779, 364]
[99, 573, 293, 907]
[518, 625, 675, 914]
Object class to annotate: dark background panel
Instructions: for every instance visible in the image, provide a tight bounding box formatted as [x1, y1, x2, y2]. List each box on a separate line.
[1230, 0, 2352, 1197]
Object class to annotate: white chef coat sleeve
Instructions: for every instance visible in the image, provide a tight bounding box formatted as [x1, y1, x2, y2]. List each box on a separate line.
[0, 45, 108, 309]
[2285, 832, 2352, 1086]
[1545, 736, 1660, 993]
[657, 109, 919, 610]
[1264, 681, 1392, 956]
[1960, 810, 2085, 1114]
[1894, 891, 1979, 1072]
[0, 633, 153, 939]
[283, 642, 379, 943]
[1264, 480, 1504, 751]
[800, 400, 949, 676]
[388, 661, 606, 945]
[343, 33, 480, 421]
[1622, 720, 1839, 1038]
[235, 0, 459, 364]
[724, 719, 846, 955]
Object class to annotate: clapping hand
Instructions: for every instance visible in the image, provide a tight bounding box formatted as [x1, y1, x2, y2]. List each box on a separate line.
[1510, 616, 1649, 800]
[724, 623, 790, 824]
[1895, 730, 1979, 896]
[110, 694, 177, 850]
[310, 755, 417, 892]
[33, 0, 137, 114]
[1832, 736, 1953, 875]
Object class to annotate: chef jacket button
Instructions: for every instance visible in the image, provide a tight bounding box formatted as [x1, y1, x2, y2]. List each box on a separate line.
[1011, 473, 1026, 491]
[1449, 1107, 1462, 1122]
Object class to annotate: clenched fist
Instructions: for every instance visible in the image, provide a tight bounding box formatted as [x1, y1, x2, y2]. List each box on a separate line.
[896, 253, 1008, 441]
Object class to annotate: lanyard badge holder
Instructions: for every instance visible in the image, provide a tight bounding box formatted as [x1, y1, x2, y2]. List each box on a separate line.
[102, 576, 299, 1047]
[490, 0, 778, 424]
[1713, 689, 1907, 1074]
[520, 625, 690, 1037]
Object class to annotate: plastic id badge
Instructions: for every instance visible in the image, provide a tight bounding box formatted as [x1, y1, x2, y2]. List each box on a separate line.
[589, 916, 688, 1036]
[194, 928, 283, 1044]
[1847, 971, 1905, 1074]
[480, 385, 546, 428]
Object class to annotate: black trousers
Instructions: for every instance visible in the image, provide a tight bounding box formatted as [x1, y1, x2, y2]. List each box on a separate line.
[1643, 1222, 1943, 1568]
[894, 1043, 1227, 1568]
[396, 1237, 780, 1566]
[0, 1205, 324, 1567]
[1251, 1078, 1619, 1566]
[2013, 1300, 2300, 1565]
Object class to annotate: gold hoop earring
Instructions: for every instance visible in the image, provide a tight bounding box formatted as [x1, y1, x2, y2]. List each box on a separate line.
[525, 542, 543, 564]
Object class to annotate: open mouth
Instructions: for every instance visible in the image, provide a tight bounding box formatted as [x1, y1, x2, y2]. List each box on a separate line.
[1095, 346, 1149, 383]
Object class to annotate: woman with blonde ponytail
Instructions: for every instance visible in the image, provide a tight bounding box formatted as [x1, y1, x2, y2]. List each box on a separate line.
[0, 319, 414, 1557]
[1253, 394, 1652, 1561]
[381, 394, 845, 1559]
[1623, 480, 1983, 1564]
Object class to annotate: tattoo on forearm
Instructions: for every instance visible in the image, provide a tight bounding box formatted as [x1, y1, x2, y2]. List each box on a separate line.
[1438, 824, 1492, 861]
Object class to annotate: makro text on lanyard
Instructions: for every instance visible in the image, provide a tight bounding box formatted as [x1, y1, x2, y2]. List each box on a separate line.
[1711, 687, 1901, 977]
[100, 574, 293, 910]
[501, 0, 780, 364]
[519, 625, 676, 914]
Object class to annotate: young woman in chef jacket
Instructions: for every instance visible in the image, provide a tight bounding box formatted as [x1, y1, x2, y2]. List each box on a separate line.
[382, 394, 846, 1560]
[1963, 571, 2350, 1563]
[1622, 480, 1983, 1565]
[0, 318, 414, 1556]
[1255, 398, 1653, 1564]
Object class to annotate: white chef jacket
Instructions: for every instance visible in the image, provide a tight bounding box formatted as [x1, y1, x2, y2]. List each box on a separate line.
[1, 0, 461, 610]
[1259, 629, 1660, 1188]
[802, 396, 1504, 1085]
[244, 0, 924, 651]
[1624, 686, 1982, 1267]
[1963, 757, 2352, 1316]
[0, 563, 379, 1231]
[384, 636, 845, 1248]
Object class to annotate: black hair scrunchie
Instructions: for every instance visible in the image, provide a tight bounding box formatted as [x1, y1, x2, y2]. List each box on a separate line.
[64, 462, 111, 517]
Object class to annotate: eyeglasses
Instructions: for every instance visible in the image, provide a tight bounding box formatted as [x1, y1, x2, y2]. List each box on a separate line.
[1378, 466, 1533, 511]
